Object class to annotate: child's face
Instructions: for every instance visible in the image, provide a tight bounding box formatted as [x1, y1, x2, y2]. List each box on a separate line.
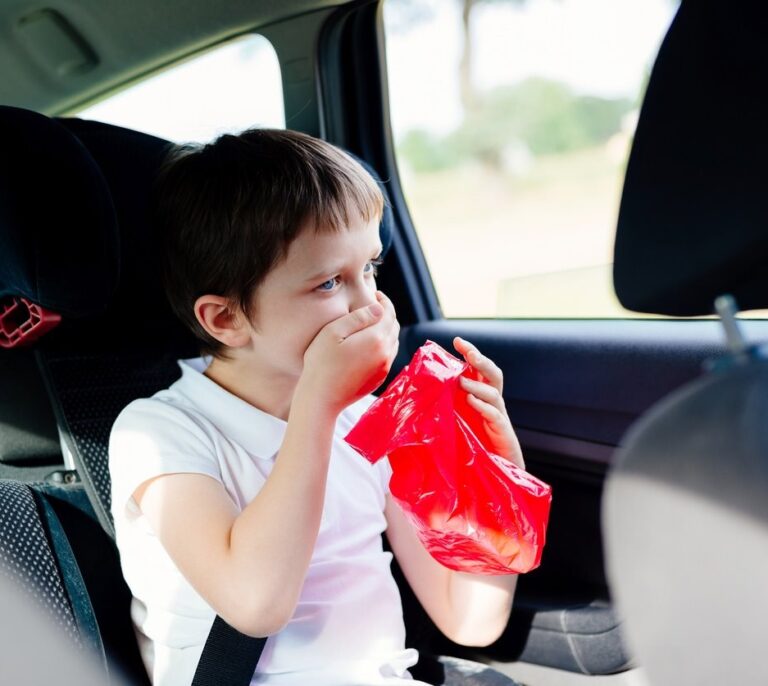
[244, 211, 385, 380]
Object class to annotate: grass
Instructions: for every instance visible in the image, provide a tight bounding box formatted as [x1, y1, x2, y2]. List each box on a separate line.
[399, 145, 629, 318]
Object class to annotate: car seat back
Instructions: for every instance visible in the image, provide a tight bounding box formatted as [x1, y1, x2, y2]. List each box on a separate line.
[0, 477, 150, 684]
[0, 570, 111, 685]
[0, 479, 104, 671]
[605, 340, 768, 685]
[605, 1, 768, 684]
[0, 346, 62, 473]
[0, 105, 168, 684]
[30, 115, 196, 536]
[36, 348, 191, 536]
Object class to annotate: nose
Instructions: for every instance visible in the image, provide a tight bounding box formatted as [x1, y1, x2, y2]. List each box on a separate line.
[348, 277, 377, 312]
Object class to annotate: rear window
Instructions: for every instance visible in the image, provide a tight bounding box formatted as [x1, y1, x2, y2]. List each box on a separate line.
[74, 34, 284, 143]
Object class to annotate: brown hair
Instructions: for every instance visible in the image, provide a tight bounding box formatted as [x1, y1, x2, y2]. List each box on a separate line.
[153, 128, 385, 359]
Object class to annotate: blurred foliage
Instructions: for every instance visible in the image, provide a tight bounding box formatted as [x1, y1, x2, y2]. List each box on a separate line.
[398, 77, 633, 172]
[398, 130, 464, 172]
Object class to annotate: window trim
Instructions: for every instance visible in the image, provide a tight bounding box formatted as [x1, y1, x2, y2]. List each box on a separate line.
[316, 0, 442, 326]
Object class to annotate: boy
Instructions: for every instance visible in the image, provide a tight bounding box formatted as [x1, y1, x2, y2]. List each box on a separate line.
[108, 129, 525, 686]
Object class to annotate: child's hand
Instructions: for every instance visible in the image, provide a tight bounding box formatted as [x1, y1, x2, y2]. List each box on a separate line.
[300, 291, 400, 414]
[454, 336, 525, 471]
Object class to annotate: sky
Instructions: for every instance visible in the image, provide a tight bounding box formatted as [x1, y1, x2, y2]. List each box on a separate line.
[384, 0, 678, 136]
[78, 35, 285, 143]
[79, 0, 678, 143]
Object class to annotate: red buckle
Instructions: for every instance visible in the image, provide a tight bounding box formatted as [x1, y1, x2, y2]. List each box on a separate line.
[0, 296, 62, 349]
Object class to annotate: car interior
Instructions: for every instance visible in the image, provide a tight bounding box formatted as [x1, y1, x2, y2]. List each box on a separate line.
[1, 0, 766, 685]
[605, 1, 768, 685]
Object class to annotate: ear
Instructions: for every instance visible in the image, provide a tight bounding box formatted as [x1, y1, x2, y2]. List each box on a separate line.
[193, 294, 251, 348]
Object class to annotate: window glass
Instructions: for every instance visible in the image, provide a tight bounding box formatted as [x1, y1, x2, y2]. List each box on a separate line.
[75, 34, 284, 143]
[383, 0, 681, 318]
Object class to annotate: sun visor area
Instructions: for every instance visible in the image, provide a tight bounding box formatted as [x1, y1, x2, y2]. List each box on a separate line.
[613, 0, 768, 317]
[14, 9, 99, 80]
[0, 106, 119, 319]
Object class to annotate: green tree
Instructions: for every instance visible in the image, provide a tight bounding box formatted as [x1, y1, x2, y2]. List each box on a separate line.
[451, 78, 633, 164]
[398, 78, 633, 172]
[398, 129, 463, 172]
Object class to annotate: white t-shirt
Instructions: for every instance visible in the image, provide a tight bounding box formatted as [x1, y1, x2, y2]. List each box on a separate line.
[108, 357, 427, 686]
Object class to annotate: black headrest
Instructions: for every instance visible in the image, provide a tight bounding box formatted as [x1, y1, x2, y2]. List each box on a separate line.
[0, 106, 119, 318]
[1, 108, 395, 348]
[54, 117, 185, 347]
[613, 0, 768, 316]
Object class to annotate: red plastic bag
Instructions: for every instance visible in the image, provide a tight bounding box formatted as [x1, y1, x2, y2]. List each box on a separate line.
[345, 340, 552, 575]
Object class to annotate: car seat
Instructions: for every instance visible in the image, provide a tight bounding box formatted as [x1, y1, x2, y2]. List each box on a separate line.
[0, 104, 522, 685]
[0, 570, 114, 685]
[604, 1, 768, 684]
[0, 105, 154, 685]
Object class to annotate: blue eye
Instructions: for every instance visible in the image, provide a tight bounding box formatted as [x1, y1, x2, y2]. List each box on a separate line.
[317, 277, 339, 292]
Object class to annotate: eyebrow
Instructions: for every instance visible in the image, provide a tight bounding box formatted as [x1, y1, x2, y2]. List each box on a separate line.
[303, 244, 384, 283]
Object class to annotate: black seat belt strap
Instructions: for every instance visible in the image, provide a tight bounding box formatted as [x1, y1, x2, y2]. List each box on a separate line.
[191, 615, 266, 686]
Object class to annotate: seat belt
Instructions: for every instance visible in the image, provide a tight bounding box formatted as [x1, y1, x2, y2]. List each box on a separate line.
[191, 616, 266, 686]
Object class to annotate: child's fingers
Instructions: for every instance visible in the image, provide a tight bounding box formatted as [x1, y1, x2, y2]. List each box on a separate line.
[375, 292, 400, 341]
[453, 336, 477, 360]
[454, 336, 503, 392]
[376, 290, 397, 320]
[466, 394, 525, 469]
[466, 392, 507, 426]
[385, 316, 401, 355]
[333, 302, 384, 340]
[460, 376, 506, 414]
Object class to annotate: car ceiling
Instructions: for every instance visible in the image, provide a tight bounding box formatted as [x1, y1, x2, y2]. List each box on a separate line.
[0, 0, 349, 114]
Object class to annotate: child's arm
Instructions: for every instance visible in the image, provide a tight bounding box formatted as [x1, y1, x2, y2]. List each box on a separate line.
[135, 294, 400, 638]
[385, 496, 518, 647]
[386, 336, 524, 646]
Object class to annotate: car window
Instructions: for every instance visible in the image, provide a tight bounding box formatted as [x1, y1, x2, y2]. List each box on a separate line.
[383, 0, 682, 319]
[74, 34, 284, 143]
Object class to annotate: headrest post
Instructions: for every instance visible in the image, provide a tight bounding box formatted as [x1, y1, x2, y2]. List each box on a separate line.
[714, 294, 748, 357]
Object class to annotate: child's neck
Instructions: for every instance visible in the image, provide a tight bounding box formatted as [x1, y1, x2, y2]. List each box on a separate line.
[203, 356, 297, 421]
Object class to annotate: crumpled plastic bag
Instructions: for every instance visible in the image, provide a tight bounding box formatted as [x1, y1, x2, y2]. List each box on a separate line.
[345, 340, 552, 575]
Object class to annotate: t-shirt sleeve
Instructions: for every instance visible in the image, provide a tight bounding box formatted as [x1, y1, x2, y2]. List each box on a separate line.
[108, 397, 222, 524]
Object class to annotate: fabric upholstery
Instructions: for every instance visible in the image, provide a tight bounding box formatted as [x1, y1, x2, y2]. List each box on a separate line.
[36, 349, 187, 537]
[0, 348, 60, 465]
[605, 354, 768, 684]
[0, 480, 82, 649]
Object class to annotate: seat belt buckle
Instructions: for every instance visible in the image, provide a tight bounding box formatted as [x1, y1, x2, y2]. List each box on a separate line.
[0, 296, 61, 349]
